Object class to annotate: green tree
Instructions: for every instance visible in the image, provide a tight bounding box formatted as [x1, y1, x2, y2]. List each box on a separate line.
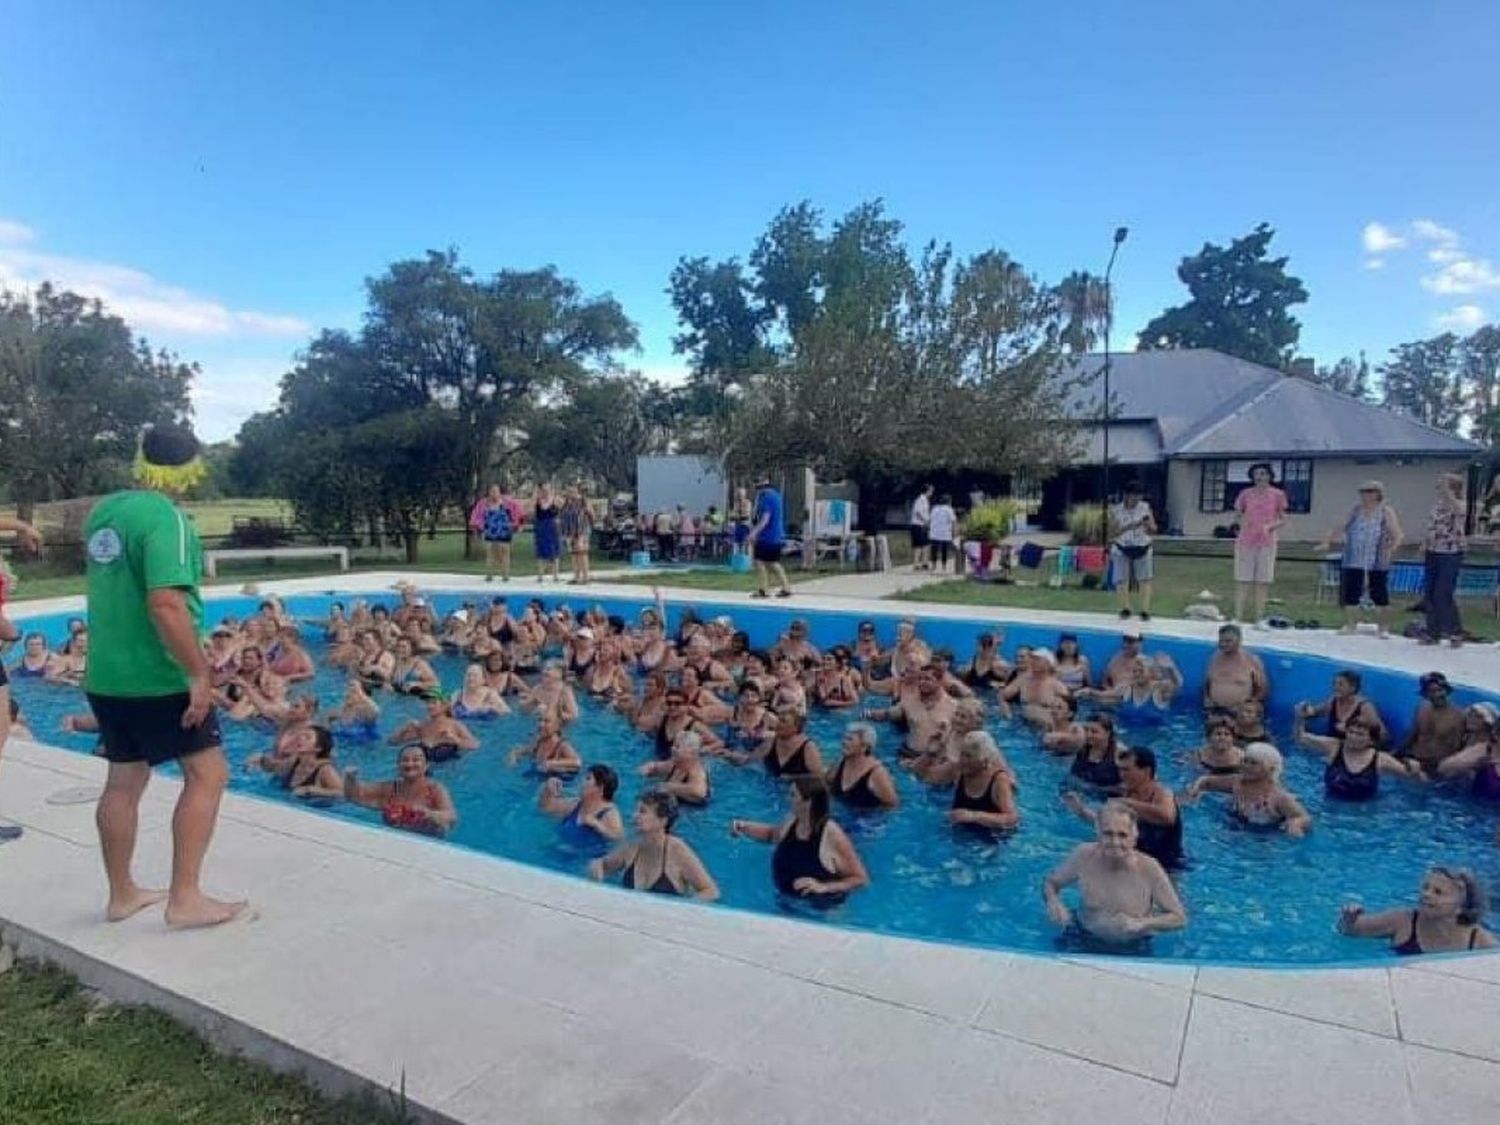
[712, 203, 1079, 521]
[524, 372, 665, 492]
[667, 257, 773, 377]
[1461, 324, 1500, 446]
[0, 284, 194, 521]
[1308, 353, 1373, 400]
[1380, 334, 1464, 431]
[363, 251, 638, 506]
[1055, 270, 1112, 354]
[1139, 223, 1309, 368]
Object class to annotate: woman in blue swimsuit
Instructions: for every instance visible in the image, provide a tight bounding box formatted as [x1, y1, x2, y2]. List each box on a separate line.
[538, 764, 624, 846]
[11, 632, 50, 677]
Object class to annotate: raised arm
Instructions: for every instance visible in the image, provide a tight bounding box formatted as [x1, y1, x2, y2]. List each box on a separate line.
[1292, 712, 1339, 760]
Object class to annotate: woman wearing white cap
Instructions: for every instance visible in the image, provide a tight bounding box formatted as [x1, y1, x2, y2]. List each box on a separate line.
[1435, 703, 1500, 803]
[1318, 481, 1403, 636]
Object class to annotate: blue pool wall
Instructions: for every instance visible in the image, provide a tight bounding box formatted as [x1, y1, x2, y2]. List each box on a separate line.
[17, 590, 1499, 745]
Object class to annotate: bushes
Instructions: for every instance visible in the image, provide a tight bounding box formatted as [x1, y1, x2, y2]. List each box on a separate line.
[1066, 503, 1107, 545]
[964, 499, 1023, 543]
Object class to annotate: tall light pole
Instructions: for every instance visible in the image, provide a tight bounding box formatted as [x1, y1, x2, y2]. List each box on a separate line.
[1100, 225, 1129, 535]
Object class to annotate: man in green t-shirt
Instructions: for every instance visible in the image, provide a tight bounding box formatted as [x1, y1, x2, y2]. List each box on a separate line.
[86, 424, 246, 929]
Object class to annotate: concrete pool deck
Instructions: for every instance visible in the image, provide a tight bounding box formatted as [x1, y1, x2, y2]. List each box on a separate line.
[1, 573, 1498, 1124]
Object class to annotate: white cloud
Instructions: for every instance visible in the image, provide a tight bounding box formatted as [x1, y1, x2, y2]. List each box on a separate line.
[1363, 258, 1386, 270]
[0, 219, 35, 244]
[190, 358, 288, 441]
[1421, 257, 1500, 295]
[0, 218, 309, 339]
[1428, 246, 1464, 264]
[1412, 218, 1459, 246]
[1435, 304, 1487, 332]
[1361, 221, 1406, 254]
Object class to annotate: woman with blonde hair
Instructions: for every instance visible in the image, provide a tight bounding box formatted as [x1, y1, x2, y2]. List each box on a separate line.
[1421, 471, 1468, 647]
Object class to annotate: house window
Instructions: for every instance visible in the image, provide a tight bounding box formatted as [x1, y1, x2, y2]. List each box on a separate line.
[1199, 459, 1314, 514]
[1199, 461, 1228, 512]
[1280, 459, 1313, 514]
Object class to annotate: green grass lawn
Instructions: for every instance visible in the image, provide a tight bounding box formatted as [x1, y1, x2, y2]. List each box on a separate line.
[894, 551, 1500, 641]
[0, 962, 410, 1125]
[3, 498, 293, 540]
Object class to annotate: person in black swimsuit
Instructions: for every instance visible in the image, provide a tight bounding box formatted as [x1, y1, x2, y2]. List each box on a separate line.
[948, 731, 1020, 832]
[1065, 747, 1182, 868]
[589, 790, 719, 901]
[1292, 714, 1419, 801]
[826, 723, 899, 810]
[1068, 716, 1124, 793]
[963, 631, 1010, 688]
[1339, 867, 1495, 954]
[638, 730, 712, 805]
[731, 776, 869, 904]
[723, 710, 823, 777]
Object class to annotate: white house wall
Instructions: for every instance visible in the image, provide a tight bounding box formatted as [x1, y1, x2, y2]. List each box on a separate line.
[1169, 457, 1472, 541]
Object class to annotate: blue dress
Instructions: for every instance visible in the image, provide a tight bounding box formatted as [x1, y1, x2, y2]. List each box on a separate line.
[534, 500, 561, 561]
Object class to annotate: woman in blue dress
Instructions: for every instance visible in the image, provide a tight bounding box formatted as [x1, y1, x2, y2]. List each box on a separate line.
[533, 482, 562, 582]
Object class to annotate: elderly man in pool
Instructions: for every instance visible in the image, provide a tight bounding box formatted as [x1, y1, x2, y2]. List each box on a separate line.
[1203, 623, 1268, 715]
[1043, 801, 1187, 946]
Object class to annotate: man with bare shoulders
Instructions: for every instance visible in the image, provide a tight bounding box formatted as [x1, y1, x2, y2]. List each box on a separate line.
[1102, 629, 1147, 690]
[999, 649, 1071, 724]
[86, 425, 246, 929]
[869, 663, 957, 759]
[1204, 624, 1268, 714]
[1400, 673, 1469, 776]
[1043, 802, 1186, 945]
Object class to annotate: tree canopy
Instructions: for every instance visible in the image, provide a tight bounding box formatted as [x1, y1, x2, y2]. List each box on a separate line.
[1139, 223, 1308, 369]
[669, 200, 1085, 514]
[0, 283, 194, 519]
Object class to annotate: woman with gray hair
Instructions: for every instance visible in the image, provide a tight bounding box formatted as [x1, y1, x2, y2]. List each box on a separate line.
[1318, 481, 1404, 636]
[1421, 471, 1468, 647]
[1186, 742, 1312, 836]
[1339, 867, 1495, 954]
[826, 722, 900, 810]
[948, 731, 1020, 832]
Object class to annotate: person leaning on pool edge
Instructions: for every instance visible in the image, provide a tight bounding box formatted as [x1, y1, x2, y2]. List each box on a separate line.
[86, 423, 248, 929]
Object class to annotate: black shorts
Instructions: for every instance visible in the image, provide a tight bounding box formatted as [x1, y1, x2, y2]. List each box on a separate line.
[1340, 567, 1389, 608]
[86, 693, 222, 767]
[0, 662, 8, 689]
[753, 541, 785, 564]
[910, 523, 929, 549]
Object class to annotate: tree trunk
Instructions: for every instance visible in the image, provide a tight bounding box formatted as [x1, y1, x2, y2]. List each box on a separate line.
[15, 498, 35, 526]
[366, 513, 380, 549]
[404, 529, 420, 564]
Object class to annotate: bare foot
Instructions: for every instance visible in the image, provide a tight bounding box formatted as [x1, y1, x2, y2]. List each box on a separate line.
[165, 893, 251, 930]
[105, 887, 168, 922]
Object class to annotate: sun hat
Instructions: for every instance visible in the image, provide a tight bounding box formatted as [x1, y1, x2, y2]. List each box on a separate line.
[1357, 480, 1385, 494]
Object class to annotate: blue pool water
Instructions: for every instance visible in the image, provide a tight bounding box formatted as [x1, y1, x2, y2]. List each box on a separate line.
[12, 592, 1499, 965]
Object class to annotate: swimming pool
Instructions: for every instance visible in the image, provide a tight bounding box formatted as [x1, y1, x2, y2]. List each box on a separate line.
[12, 592, 1498, 965]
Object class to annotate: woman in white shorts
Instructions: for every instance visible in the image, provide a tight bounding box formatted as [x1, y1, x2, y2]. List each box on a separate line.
[1232, 463, 1288, 624]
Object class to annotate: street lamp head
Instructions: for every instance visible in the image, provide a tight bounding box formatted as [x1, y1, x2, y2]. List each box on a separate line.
[1113, 226, 1130, 245]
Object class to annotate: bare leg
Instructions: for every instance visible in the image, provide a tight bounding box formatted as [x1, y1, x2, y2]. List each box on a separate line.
[164, 748, 247, 929]
[754, 560, 770, 594]
[499, 543, 511, 580]
[1233, 581, 1249, 622]
[96, 761, 166, 920]
[1254, 582, 1270, 622]
[1139, 579, 1154, 616]
[771, 562, 792, 594]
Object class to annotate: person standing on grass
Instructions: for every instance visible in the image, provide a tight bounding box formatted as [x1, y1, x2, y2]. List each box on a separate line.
[0, 515, 45, 843]
[1232, 462, 1288, 625]
[909, 484, 933, 570]
[86, 424, 247, 928]
[749, 475, 792, 599]
[561, 488, 594, 586]
[469, 484, 524, 583]
[1109, 480, 1156, 621]
[1319, 481, 1403, 636]
[1421, 472, 1467, 647]
[533, 482, 563, 583]
[928, 494, 957, 575]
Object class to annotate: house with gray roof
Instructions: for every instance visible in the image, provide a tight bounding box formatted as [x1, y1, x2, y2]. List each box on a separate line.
[1040, 349, 1482, 539]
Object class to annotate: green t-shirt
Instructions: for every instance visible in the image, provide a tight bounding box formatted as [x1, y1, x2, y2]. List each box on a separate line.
[83, 490, 204, 698]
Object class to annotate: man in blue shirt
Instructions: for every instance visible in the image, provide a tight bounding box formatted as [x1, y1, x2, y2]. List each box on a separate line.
[750, 476, 793, 598]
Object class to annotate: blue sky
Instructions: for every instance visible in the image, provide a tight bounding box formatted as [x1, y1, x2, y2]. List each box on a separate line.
[3, 0, 1497, 439]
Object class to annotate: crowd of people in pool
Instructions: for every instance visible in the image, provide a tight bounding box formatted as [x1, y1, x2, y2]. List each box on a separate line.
[12, 585, 1497, 955]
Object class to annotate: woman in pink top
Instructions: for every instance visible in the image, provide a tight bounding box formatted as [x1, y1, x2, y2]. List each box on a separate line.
[1233, 463, 1289, 625]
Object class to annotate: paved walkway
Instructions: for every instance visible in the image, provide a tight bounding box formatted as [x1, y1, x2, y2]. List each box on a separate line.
[1, 574, 1497, 1124]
